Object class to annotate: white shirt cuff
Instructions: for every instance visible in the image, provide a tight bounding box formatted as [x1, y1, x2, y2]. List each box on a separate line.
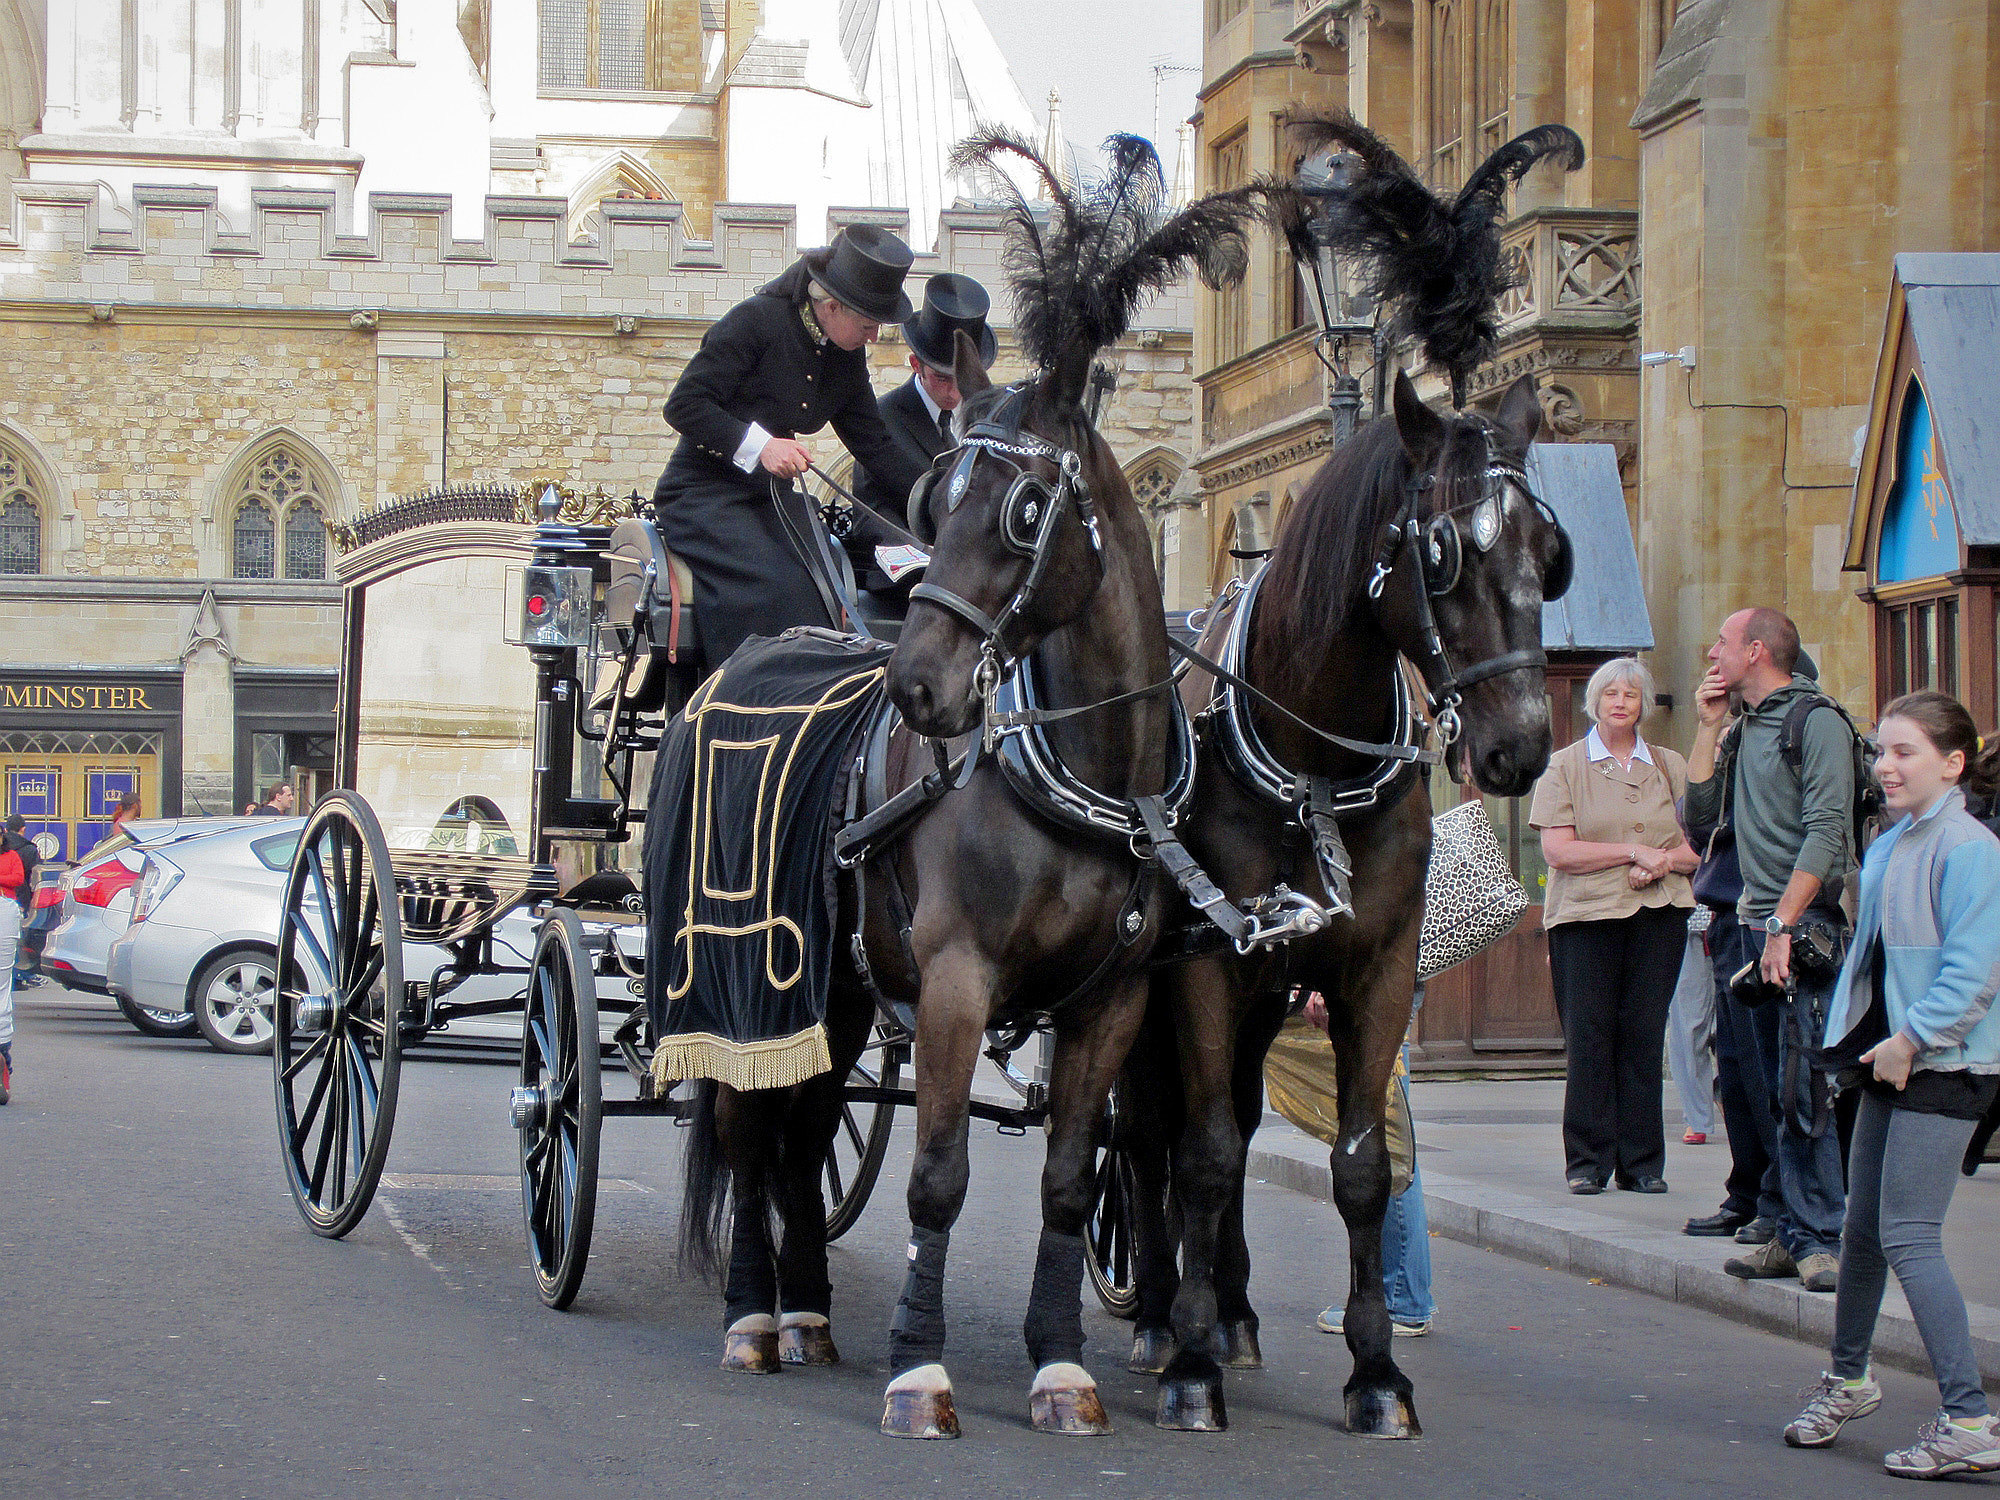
[733, 422, 773, 474]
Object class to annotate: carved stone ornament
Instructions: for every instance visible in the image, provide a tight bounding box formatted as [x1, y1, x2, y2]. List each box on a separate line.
[613, 314, 639, 335]
[350, 309, 380, 330]
[1539, 384, 1587, 437]
[1200, 426, 1335, 494]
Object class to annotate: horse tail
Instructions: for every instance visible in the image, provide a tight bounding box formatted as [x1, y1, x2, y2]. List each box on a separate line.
[676, 1078, 732, 1280]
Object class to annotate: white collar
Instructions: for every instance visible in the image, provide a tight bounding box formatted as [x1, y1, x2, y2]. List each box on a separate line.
[1585, 726, 1654, 767]
[913, 375, 946, 426]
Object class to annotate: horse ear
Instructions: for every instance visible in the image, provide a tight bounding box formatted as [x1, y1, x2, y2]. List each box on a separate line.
[1391, 368, 1447, 470]
[1041, 335, 1097, 415]
[1495, 373, 1543, 447]
[952, 330, 991, 399]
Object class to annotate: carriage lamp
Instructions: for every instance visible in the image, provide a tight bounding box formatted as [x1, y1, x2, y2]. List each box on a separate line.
[507, 563, 595, 649]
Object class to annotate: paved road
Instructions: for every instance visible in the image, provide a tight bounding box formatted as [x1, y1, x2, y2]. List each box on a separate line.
[0, 984, 1972, 1499]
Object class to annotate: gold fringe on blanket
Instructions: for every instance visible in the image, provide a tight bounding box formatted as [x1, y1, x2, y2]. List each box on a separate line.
[649, 1022, 834, 1093]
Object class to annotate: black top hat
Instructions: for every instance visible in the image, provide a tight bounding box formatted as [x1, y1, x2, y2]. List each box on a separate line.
[903, 273, 998, 371]
[803, 225, 915, 325]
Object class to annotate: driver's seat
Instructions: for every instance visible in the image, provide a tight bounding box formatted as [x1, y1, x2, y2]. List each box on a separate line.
[595, 517, 706, 717]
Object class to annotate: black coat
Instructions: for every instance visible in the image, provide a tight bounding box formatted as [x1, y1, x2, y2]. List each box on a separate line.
[852, 377, 952, 528]
[653, 261, 924, 665]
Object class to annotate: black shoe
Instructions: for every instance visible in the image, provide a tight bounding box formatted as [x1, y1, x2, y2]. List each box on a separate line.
[1621, 1176, 1669, 1194]
[1568, 1177, 1605, 1195]
[1734, 1216, 1778, 1245]
[1684, 1208, 1753, 1237]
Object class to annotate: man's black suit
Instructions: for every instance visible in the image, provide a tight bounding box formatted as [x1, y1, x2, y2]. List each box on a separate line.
[852, 376, 953, 529]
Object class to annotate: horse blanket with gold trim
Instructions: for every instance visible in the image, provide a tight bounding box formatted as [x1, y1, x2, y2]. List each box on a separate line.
[643, 628, 893, 1091]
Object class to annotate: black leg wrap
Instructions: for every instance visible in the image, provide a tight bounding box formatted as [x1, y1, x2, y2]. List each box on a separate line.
[1022, 1228, 1089, 1368]
[723, 1197, 777, 1328]
[889, 1225, 950, 1373]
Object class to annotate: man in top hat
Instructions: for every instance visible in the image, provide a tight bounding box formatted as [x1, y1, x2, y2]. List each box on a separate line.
[855, 273, 998, 521]
[653, 224, 928, 666]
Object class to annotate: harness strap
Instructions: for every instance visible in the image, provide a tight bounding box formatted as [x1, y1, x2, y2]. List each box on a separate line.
[1450, 648, 1548, 692]
[1300, 774, 1356, 915]
[1167, 634, 1440, 766]
[907, 581, 1004, 643]
[806, 461, 930, 550]
[834, 743, 968, 868]
[985, 674, 1177, 730]
[1134, 793, 1251, 945]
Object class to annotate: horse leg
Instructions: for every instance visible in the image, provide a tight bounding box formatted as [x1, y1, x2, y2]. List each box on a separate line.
[1157, 956, 1242, 1432]
[1324, 996, 1418, 1438]
[881, 948, 991, 1439]
[770, 988, 872, 1367]
[1022, 976, 1148, 1436]
[1213, 993, 1287, 1370]
[1122, 994, 1182, 1375]
[713, 1083, 783, 1373]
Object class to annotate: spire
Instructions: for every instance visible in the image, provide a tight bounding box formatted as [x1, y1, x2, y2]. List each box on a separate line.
[1037, 87, 1072, 201]
[1171, 120, 1195, 206]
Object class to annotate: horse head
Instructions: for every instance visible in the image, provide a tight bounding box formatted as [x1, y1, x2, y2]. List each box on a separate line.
[889, 330, 1113, 738]
[1373, 369, 1568, 797]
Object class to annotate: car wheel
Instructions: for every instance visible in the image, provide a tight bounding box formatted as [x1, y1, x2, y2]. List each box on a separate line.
[115, 988, 200, 1039]
[191, 950, 279, 1056]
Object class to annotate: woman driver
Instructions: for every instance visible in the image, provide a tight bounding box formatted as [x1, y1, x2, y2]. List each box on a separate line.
[653, 224, 928, 665]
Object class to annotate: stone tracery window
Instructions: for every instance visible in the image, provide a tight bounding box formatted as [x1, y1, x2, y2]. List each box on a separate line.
[0, 441, 42, 574]
[1420, 0, 1511, 192]
[230, 443, 331, 580]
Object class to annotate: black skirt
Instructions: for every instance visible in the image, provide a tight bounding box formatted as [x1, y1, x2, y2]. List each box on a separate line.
[653, 468, 841, 667]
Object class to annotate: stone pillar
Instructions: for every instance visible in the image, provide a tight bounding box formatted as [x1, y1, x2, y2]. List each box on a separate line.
[1562, 0, 1641, 210]
[179, 593, 237, 816]
[1511, 0, 1567, 210]
[374, 331, 447, 503]
[1349, 4, 1415, 160]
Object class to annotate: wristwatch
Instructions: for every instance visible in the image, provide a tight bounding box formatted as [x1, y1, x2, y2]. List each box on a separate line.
[1763, 915, 1793, 936]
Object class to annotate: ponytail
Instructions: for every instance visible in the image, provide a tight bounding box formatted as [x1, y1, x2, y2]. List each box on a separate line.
[1968, 729, 2000, 801]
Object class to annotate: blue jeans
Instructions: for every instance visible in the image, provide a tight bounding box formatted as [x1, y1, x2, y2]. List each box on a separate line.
[1727, 922, 1845, 1259]
[1383, 1063, 1434, 1323]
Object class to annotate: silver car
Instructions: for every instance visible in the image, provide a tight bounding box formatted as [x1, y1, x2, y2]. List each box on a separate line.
[42, 817, 246, 1036]
[104, 820, 627, 1055]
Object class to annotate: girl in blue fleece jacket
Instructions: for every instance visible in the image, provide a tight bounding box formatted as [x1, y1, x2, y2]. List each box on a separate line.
[1784, 691, 2000, 1479]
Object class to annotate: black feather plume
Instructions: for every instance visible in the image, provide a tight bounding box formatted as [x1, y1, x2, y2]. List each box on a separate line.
[1276, 110, 1584, 404]
[951, 129, 1259, 391]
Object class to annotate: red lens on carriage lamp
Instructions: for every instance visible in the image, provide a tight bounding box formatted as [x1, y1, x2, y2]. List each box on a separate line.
[526, 594, 549, 618]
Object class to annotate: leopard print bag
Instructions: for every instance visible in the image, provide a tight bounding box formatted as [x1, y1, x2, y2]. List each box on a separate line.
[1417, 800, 1529, 981]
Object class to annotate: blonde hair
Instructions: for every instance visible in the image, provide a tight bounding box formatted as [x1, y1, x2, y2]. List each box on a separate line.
[1584, 656, 1655, 724]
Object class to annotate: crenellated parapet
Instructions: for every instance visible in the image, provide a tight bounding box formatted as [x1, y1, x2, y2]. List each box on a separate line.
[0, 181, 1195, 331]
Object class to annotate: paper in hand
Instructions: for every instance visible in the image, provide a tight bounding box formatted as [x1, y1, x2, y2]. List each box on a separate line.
[874, 544, 929, 582]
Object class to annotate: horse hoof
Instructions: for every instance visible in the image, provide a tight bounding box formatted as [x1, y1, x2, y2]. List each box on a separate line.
[1030, 1363, 1112, 1436]
[1345, 1387, 1421, 1440]
[1156, 1374, 1228, 1432]
[882, 1391, 959, 1439]
[777, 1313, 838, 1366]
[1217, 1320, 1263, 1369]
[1128, 1327, 1178, 1375]
[720, 1330, 781, 1374]
[883, 1365, 959, 1439]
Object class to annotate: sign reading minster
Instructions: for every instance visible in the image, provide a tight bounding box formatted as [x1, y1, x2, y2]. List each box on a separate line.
[1, 674, 182, 715]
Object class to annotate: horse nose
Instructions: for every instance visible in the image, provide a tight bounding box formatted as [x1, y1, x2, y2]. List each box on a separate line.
[1478, 744, 1516, 790]
[900, 679, 935, 729]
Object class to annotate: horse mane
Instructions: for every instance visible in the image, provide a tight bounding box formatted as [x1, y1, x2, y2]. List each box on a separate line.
[950, 128, 1257, 381]
[1259, 406, 1506, 683]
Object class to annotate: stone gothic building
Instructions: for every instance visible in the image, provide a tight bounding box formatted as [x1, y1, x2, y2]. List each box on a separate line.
[0, 2, 1197, 854]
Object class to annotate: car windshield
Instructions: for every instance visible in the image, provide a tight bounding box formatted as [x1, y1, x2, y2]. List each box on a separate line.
[251, 830, 301, 872]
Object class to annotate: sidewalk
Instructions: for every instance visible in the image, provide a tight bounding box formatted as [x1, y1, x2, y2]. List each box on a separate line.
[1246, 1076, 2000, 1390]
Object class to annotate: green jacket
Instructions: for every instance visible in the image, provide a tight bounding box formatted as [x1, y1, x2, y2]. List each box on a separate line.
[1683, 676, 1855, 919]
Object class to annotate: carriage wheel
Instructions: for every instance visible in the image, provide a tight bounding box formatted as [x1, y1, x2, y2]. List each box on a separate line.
[1086, 1119, 1141, 1320]
[515, 908, 602, 1310]
[824, 1023, 903, 1241]
[272, 791, 406, 1239]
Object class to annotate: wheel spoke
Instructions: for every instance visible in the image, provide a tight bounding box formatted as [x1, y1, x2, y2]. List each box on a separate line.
[345, 1027, 381, 1113]
[524, 1127, 554, 1174]
[840, 1105, 866, 1155]
[308, 1042, 342, 1199]
[344, 945, 385, 1010]
[294, 1041, 338, 1135]
[527, 1014, 555, 1071]
[824, 1148, 845, 1206]
[282, 1030, 330, 1084]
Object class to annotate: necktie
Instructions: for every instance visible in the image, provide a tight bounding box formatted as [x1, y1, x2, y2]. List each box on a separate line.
[937, 409, 954, 447]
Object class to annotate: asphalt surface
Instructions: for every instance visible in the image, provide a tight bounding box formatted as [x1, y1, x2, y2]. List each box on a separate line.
[2, 981, 1983, 1499]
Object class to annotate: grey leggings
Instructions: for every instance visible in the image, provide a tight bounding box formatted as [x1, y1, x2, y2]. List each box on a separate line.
[1832, 1089, 1988, 1417]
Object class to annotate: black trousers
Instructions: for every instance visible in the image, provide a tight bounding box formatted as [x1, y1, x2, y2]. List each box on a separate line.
[1705, 909, 1782, 1221]
[1548, 904, 1691, 1185]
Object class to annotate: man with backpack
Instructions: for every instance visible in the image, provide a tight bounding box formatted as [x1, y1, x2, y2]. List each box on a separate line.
[1684, 608, 1858, 1293]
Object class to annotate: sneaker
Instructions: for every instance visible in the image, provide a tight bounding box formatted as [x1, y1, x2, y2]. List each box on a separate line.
[1683, 1130, 1708, 1145]
[1883, 1411, 2000, 1478]
[1315, 1306, 1433, 1338]
[1723, 1238, 1797, 1280]
[1797, 1252, 1840, 1293]
[1784, 1369, 1882, 1447]
[1735, 1215, 1778, 1245]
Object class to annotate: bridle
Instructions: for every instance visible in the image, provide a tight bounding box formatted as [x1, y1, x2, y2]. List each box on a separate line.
[906, 383, 1106, 727]
[1362, 444, 1573, 746]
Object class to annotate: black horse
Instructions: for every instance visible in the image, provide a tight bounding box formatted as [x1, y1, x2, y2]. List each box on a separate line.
[1116, 109, 1586, 1441]
[674, 131, 1256, 1439]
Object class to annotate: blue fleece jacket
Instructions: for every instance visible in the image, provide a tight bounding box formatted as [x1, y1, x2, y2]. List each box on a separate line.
[1823, 787, 2000, 1073]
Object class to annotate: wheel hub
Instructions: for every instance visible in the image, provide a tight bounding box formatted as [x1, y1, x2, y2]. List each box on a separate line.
[510, 1084, 549, 1131]
[293, 994, 335, 1032]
